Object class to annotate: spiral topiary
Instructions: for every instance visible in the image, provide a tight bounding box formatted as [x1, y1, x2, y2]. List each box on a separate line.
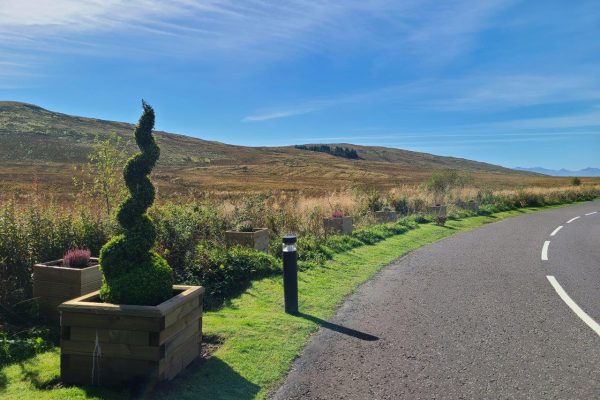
[99, 101, 173, 305]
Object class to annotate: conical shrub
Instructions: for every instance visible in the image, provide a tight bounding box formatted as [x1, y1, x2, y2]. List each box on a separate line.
[99, 102, 173, 305]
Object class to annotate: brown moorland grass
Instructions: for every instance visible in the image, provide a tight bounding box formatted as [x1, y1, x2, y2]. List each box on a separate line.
[3, 101, 598, 203]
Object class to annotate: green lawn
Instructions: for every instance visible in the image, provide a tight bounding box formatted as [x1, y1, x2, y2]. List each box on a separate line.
[0, 207, 559, 399]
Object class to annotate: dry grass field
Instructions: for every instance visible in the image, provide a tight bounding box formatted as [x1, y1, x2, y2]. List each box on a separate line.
[2, 101, 596, 203]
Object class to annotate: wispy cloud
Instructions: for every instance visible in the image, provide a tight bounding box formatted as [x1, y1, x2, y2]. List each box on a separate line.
[242, 107, 318, 122]
[0, 0, 518, 84]
[431, 74, 600, 111]
[483, 109, 600, 130]
[242, 72, 600, 122]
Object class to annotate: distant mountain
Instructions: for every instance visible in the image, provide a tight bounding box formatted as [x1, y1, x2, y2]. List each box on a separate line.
[514, 167, 600, 177]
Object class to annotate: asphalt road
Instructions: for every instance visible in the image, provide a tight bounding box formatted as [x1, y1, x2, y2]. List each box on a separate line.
[272, 201, 600, 399]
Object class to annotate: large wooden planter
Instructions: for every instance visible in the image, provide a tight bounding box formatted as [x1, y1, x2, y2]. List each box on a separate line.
[324, 216, 353, 235]
[59, 285, 204, 387]
[374, 210, 398, 224]
[225, 228, 269, 252]
[33, 258, 101, 320]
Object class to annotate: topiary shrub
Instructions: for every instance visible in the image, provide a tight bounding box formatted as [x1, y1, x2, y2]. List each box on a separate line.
[99, 102, 173, 305]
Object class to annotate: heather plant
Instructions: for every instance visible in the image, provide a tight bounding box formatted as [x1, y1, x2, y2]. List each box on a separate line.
[62, 248, 91, 268]
[331, 210, 344, 218]
[99, 102, 173, 305]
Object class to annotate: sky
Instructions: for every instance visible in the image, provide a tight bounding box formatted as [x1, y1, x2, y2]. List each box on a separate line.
[1, 0, 599, 170]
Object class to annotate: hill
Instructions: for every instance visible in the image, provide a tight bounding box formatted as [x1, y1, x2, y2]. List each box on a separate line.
[0, 101, 567, 199]
[514, 166, 600, 177]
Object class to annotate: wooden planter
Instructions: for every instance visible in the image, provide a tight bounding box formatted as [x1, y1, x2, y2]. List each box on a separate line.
[374, 210, 398, 224]
[467, 201, 479, 213]
[33, 258, 101, 320]
[427, 205, 447, 218]
[225, 228, 269, 252]
[59, 285, 204, 387]
[324, 216, 353, 235]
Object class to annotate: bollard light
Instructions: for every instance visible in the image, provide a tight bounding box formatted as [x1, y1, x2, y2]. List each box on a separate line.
[282, 234, 298, 315]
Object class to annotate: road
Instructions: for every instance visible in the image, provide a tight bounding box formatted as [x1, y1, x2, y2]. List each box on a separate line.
[272, 201, 600, 399]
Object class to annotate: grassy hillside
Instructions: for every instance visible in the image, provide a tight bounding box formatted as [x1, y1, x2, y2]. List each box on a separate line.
[0, 101, 574, 199]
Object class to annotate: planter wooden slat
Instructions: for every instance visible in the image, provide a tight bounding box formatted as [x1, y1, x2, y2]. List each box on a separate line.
[60, 285, 204, 387]
[159, 308, 202, 345]
[164, 319, 199, 354]
[33, 280, 101, 299]
[62, 339, 163, 361]
[80, 266, 102, 282]
[159, 334, 199, 380]
[69, 327, 151, 346]
[162, 297, 199, 328]
[61, 312, 162, 331]
[61, 354, 156, 387]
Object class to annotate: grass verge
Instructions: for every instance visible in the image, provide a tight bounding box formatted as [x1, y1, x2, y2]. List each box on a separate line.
[0, 205, 573, 399]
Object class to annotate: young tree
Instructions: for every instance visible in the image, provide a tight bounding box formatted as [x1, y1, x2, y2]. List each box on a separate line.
[74, 133, 128, 216]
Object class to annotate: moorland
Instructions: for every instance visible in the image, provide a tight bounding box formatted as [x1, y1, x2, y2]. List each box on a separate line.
[0, 101, 592, 202]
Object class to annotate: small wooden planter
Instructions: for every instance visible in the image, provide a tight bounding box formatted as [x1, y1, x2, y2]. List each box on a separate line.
[427, 205, 447, 218]
[467, 201, 479, 213]
[374, 211, 398, 224]
[59, 285, 204, 387]
[324, 216, 353, 235]
[225, 228, 270, 252]
[33, 258, 101, 320]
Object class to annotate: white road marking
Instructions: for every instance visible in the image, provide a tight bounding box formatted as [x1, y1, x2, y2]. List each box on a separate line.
[567, 216, 580, 223]
[541, 241, 550, 261]
[546, 276, 600, 337]
[585, 211, 597, 216]
[550, 226, 563, 236]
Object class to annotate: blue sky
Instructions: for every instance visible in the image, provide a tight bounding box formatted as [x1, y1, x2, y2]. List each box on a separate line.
[1, 0, 599, 169]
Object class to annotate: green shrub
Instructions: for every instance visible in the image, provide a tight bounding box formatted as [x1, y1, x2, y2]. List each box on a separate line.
[151, 201, 226, 280]
[0, 329, 53, 368]
[0, 202, 113, 312]
[571, 177, 581, 186]
[390, 196, 409, 215]
[100, 102, 173, 305]
[184, 244, 279, 309]
[424, 170, 469, 200]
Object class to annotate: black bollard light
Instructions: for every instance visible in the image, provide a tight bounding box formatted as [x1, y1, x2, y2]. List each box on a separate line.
[282, 234, 298, 315]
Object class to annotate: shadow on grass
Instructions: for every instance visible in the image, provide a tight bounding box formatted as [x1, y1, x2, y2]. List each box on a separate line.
[441, 225, 458, 230]
[17, 359, 62, 391]
[76, 356, 259, 400]
[0, 370, 7, 390]
[140, 356, 260, 400]
[296, 312, 379, 342]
